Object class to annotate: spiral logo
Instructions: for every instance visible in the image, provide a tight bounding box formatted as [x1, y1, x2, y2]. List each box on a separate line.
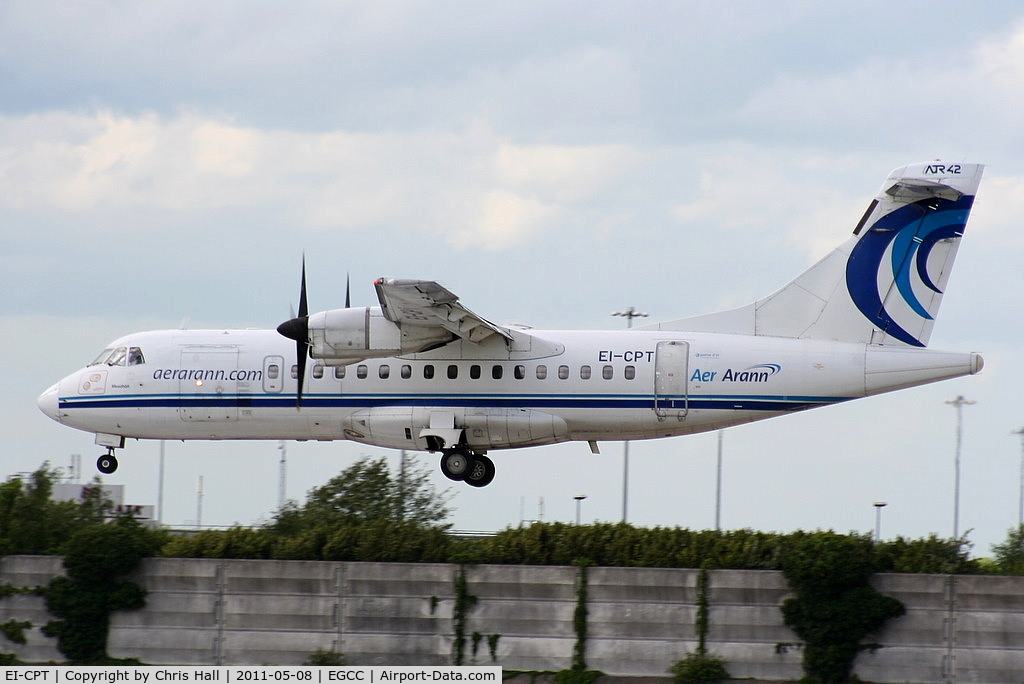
[845, 195, 974, 347]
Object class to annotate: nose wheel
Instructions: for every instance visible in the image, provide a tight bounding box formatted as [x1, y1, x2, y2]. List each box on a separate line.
[96, 450, 118, 475]
[439, 449, 495, 488]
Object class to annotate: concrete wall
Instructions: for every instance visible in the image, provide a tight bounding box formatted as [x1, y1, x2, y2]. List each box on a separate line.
[3, 555, 1024, 681]
[0, 555, 64, 664]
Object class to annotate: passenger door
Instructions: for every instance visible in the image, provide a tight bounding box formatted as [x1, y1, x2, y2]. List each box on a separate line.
[654, 340, 689, 419]
[179, 347, 239, 422]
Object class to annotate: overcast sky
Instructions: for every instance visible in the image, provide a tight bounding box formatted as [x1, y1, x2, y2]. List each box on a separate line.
[6, 1, 1024, 555]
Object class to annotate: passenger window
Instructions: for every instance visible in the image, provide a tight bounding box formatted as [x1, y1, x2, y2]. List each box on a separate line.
[291, 365, 298, 379]
[602, 365, 613, 380]
[335, 366, 345, 379]
[580, 365, 592, 380]
[625, 365, 636, 380]
[492, 365, 503, 380]
[313, 365, 324, 379]
[470, 365, 481, 380]
[536, 365, 547, 380]
[558, 365, 569, 380]
[424, 365, 435, 379]
[356, 365, 368, 379]
[268, 364, 280, 380]
[447, 365, 458, 380]
[514, 365, 526, 380]
[128, 347, 145, 366]
[401, 365, 412, 379]
[379, 365, 390, 379]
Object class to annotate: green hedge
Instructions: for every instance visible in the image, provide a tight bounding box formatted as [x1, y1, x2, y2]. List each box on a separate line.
[160, 521, 980, 574]
[161, 520, 454, 562]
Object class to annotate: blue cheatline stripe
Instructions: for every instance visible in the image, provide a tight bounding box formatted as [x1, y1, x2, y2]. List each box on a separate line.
[59, 392, 849, 413]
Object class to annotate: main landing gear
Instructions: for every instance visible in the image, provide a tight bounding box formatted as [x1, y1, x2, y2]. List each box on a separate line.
[96, 449, 118, 475]
[439, 448, 495, 488]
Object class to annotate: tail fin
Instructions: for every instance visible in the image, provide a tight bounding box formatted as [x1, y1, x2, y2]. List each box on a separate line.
[653, 161, 984, 347]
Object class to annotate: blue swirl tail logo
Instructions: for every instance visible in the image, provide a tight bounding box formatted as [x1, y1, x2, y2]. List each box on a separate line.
[846, 195, 974, 347]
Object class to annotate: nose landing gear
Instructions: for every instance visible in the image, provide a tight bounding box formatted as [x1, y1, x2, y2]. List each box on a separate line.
[96, 449, 119, 475]
[439, 448, 495, 488]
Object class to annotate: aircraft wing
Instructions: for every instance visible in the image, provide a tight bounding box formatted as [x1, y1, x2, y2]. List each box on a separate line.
[373, 278, 513, 344]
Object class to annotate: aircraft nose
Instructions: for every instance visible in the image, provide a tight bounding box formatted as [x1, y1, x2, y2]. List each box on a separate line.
[37, 383, 61, 423]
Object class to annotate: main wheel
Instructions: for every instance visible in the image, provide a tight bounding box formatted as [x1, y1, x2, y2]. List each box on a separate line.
[440, 450, 472, 481]
[465, 454, 495, 488]
[97, 453, 118, 474]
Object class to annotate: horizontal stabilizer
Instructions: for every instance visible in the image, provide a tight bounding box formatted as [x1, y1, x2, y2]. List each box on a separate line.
[885, 178, 963, 202]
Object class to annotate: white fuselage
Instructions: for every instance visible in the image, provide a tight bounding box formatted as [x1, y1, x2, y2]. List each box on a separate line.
[38, 326, 982, 452]
[35, 160, 989, 485]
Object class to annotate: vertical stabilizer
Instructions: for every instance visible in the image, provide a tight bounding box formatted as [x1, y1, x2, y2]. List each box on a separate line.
[652, 161, 984, 347]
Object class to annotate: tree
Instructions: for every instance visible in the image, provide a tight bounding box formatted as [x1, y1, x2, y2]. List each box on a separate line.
[780, 532, 905, 684]
[0, 466, 57, 554]
[43, 515, 162, 663]
[268, 455, 452, 534]
[0, 465, 114, 556]
[991, 524, 1024, 574]
[0, 464, 162, 663]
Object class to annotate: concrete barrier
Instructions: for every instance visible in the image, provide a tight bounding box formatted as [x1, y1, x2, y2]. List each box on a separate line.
[3, 555, 1024, 681]
[0, 555, 64, 664]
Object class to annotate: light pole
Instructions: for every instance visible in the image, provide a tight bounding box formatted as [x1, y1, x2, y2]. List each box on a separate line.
[68, 453, 81, 484]
[574, 495, 588, 525]
[195, 475, 204, 531]
[612, 307, 648, 328]
[946, 395, 976, 539]
[715, 430, 724, 530]
[1012, 428, 1024, 528]
[157, 441, 165, 525]
[277, 441, 287, 511]
[398, 450, 408, 522]
[612, 306, 648, 523]
[873, 502, 887, 541]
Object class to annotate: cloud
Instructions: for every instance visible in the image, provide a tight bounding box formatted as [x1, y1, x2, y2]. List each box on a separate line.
[966, 173, 1024, 247]
[495, 142, 643, 203]
[735, 20, 1024, 156]
[0, 110, 651, 251]
[976, 18, 1024, 87]
[461, 190, 556, 250]
[191, 122, 258, 177]
[0, 111, 261, 212]
[669, 147, 877, 263]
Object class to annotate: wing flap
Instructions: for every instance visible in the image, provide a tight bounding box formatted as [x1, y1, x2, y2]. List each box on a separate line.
[374, 278, 512, 344]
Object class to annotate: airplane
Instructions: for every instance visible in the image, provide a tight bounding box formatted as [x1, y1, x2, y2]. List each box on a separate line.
[38, 161, 985, 488]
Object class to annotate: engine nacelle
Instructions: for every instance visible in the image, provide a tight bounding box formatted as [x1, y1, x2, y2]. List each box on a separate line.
[342, 407, 569, 451]
[307, 307, 453, 363]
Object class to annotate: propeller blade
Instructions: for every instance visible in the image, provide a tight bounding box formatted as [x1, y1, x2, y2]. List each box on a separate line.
[276, 256, 311, 409]
[345, 273, 351, 309]
[295, 340, 307, 408]
[298, 256, 309, 318]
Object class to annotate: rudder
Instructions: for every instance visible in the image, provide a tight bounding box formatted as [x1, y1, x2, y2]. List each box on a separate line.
[842, 161, 982, 346]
